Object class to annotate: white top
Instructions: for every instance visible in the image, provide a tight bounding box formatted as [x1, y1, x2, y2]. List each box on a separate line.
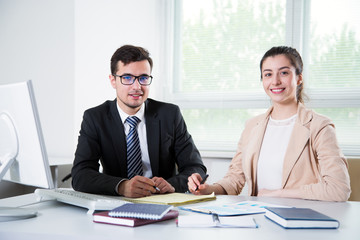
[116, 103, 152, 178]
[257, 114, 297, 191]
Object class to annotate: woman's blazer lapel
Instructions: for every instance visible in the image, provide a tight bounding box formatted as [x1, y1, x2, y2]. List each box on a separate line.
[281, 104, 313, 188]
[243, 109, 271, 195]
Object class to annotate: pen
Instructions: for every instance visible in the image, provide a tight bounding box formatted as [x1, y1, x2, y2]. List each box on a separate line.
[61, 173, 72, 182]
[195, 174, 209, 191]
[153, 186, 160, 192]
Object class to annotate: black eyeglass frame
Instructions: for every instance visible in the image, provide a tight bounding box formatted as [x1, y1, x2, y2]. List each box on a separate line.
[113, 74, 153, 86]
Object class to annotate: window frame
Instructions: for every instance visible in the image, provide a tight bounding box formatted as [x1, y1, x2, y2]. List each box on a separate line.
[162, 0, 360, 157]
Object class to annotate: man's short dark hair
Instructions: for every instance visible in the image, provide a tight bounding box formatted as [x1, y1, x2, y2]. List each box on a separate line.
[110, 45, 153, 74]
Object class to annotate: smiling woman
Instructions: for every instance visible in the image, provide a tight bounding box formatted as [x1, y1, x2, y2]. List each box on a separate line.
[187, 46, 351, 202]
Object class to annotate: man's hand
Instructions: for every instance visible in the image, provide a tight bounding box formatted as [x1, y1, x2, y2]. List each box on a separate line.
[152, 177, 175, 194]
[118, 176, 157, 198]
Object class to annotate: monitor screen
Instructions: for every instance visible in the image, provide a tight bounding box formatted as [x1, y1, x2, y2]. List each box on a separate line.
[0, 80, 54, 189]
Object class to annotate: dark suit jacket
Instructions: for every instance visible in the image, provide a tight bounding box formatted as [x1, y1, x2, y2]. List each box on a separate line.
[71, 98, 206, 195]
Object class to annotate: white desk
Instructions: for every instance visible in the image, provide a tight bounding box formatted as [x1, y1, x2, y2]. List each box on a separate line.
[0, 194, 359, 240]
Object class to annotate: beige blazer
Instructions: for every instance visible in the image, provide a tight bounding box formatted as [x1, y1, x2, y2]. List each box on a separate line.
[216, 103, 351, 201]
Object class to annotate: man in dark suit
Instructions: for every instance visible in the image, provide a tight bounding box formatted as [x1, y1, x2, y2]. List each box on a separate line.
[71, 45, 206, 198]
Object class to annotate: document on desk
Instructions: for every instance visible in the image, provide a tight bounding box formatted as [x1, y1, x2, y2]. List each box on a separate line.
[180, 201, 289, 216]
[177, 214, 258, 228]
[123, 192, 216, 206]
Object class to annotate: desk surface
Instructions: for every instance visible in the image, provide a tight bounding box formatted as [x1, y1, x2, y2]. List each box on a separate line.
[0, 193, 359, 240]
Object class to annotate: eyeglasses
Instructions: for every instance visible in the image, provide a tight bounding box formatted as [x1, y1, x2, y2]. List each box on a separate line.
[113, 74, 153, 86]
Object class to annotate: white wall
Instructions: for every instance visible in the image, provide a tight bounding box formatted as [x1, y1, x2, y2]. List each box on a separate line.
[0, 0, 75, 162]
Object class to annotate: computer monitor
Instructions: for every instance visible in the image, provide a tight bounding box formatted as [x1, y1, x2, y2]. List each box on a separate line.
[0, 80, 54, 221]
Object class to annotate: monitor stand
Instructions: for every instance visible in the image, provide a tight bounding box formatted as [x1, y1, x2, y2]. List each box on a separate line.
[0, 112, 18, 180]
[1, 111, 37, 221]
[0, 207, 37, 222]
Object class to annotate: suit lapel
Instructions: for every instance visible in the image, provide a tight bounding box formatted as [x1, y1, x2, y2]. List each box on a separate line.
[145, 101, 160, 176]
[282, 104, 312, 187]
[244, 113, 270, 195]
[109, 100, 128, 177]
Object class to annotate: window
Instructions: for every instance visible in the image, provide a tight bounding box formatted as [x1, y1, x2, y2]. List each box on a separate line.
[165, 0, 360, 156]
[305, 0, 360, 155]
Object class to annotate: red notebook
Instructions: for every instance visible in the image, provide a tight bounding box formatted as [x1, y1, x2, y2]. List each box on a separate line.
[93, 210, 179, 227]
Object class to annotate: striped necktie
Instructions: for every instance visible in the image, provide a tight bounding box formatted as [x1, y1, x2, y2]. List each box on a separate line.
[126, 116, 143, 179]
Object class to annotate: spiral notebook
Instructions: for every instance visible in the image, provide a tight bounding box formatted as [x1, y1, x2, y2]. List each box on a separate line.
[94, 210, 179, 227]
[109, 203, 173, 220]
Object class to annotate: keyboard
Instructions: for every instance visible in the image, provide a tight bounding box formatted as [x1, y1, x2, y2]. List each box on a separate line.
[34, 188, 128, 214]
